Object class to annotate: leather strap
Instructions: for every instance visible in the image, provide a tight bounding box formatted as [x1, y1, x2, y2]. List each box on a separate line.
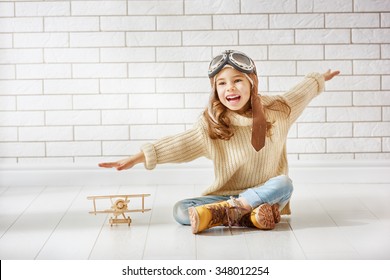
[251, 94, 266, 151]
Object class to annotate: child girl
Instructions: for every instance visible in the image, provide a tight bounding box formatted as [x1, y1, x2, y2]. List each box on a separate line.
[99, 50, 340, 234]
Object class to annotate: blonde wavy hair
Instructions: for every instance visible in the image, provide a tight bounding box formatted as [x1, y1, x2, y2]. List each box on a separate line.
[203, 72, 291, 141]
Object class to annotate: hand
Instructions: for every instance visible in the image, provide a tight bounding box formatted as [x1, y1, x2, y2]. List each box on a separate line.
[323, 69, 340, 81]
[98, 152, 145, 171]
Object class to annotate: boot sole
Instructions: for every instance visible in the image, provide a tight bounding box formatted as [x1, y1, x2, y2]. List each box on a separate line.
[188, 207, 200, 234]
[272, 204, 281, 223]
[255, 204, 275, 230]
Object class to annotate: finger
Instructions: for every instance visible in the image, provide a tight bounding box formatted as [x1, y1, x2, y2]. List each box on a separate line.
[98, 162, 118, 168]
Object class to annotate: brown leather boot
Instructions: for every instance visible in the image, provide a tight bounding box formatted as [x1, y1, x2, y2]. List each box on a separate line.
[188, 198, 248, 234]
[239, 204, 280, 229]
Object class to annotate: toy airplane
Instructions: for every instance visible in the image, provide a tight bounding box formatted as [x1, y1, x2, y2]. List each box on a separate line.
[87, 194, 151, 226]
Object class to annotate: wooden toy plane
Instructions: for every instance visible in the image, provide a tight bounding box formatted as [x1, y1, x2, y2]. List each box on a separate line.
[87, 194, 151, 226]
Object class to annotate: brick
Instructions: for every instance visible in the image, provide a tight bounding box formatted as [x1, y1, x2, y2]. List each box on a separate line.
[45, 111, 100, 125]
[184, 93, 209, 108]
[44, 79, 99, 94]
[355, 153, 390, 160]
[0, 3, 14, 16]
[102, 109, 157, 124]
[0, 112, 44, 126]
[326, 13, 379, 28]
[271, 14, 324, 29]
[327, 138, 381, 153]
[129, 94, 184, 109]
[0, 127, 17, 142]
[353, 60, 390, 74]
[101, 16, 155, 31]
[46, 142, 101, 156]
[73, 94, 127, 110]
[353, 91, 390, 106]
[327, 107, 381, 122]
[325, 45, 380, 59]
[0, 18, 43, 32]
[296, 29, 350, 44]
[19, 126, 73, 141]
[298, 123, 352, 137]
[45, 17, 99, 32]
[212, 46, 268, 60]
[0, 80, 42, 95]
[0, 49, 43, 64]
[352, 29, 390, 43]
[269, 76, 302, 92]
[183, 31, 237, 46]
[286, 138, 326, 153]
[100, 79, 155, 93]
[128, 0, 183, 15]
[383, 108, 390, 121]
[156, 78, 209, 93]
[73, 63, 127, 78]
[14, 33, 69, 48]
[269, 45, 323, 60]
[383, 76, 390, 90]
[310, 91, 352, 107]
[130, 124, 185, 140]
[158, 16, 211, 30]
[16, 1, 70, 16]
[0, 143, 45, 157]
[102, 140, 147, 156]
[0, 96, 16, 110]
[297, 61, 352, 75]
[298, 0, 352, 12]
[0, 65, 14, 79]
[17, 95, 72, 111]
[256, 61, 296, 76]
[71, 1, 126, 15]
[75, 125, 129, 140]
[240, 30, 294, 45]
[186, 0, 239, 14]
[127, 32, 182, 47]
[296, 108, 326, 122]
[354, 0, 390, 12]
[156, 47, 211, 62]
[101, 47, 155, 62]
[325, 75, 380, 91]
[382, 13, 390, 27]
[242, 0, 295, 13]
[70, 32, 125, 47]
[354, 122, 390, 137]
[44, 48, 99, 63]
[157, 109, 202, 124]
[0, 34, 12, 48]
[16, 64, 71, 79]
[185, 62, 210, 77]
[384, 138, 390, 152]
[213, 15, 268, 29]
[129, 63, 183, 78]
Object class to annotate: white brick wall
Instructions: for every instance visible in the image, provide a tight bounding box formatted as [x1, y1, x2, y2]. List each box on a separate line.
[0, 0, 389, 163]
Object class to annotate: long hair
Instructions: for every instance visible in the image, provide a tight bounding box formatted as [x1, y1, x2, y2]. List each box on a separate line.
[203, 72, 291, 140]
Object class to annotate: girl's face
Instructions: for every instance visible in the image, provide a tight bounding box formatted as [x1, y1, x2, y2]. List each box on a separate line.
[215, 67, 252, 114]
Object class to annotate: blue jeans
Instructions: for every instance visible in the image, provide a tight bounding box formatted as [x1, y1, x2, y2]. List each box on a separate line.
[173, 175, 293, 225]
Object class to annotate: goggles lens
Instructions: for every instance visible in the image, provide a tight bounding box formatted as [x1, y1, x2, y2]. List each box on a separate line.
[208, 50, 255, 78]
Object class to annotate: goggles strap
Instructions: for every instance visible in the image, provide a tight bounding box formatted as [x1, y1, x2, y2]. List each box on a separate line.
[251, 93, 266, 152]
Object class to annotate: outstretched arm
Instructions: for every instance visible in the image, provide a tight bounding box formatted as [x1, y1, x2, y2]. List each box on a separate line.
[99, 152, 145, 171]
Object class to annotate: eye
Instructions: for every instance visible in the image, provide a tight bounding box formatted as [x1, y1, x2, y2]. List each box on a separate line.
[234, 79, 243, 83]
[217, 81, 226, 86]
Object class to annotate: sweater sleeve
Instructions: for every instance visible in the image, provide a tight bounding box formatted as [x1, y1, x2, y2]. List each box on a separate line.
[283, 72, 325, 126]
[140, 118, 209, 170]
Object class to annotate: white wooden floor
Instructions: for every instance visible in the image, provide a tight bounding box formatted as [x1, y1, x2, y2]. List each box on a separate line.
[0, 182, 389, 260]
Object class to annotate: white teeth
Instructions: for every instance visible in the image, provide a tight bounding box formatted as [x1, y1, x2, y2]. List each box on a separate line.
[226, 95, 240, 101]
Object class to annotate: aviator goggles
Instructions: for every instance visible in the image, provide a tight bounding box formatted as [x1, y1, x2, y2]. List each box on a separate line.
[208, 50, 256, 78]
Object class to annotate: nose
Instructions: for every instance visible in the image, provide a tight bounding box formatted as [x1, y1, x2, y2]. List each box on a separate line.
[227, 82, 235, 91]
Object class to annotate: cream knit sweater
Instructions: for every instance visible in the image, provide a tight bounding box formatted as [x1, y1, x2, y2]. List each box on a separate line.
[141, 73, 325, 215]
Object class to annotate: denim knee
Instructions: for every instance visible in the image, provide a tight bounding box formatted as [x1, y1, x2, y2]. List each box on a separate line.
[277, 175, 294, 198]
[173, 200, 190, 225]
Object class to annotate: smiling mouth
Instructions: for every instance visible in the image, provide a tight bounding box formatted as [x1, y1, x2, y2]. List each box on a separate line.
[226, 95, 241, 103]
